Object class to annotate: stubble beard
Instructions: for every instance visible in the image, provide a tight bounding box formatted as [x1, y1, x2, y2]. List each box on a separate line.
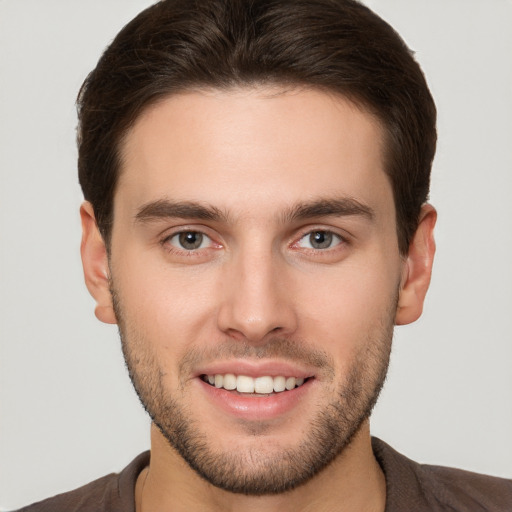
[112, 286, 394, 495]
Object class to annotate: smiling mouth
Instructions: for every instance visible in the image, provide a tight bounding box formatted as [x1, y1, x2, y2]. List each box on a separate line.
[201, 374, 310, 394]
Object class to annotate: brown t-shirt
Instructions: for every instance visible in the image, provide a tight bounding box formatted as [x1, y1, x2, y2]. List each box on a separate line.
[16, 438, 512, 511]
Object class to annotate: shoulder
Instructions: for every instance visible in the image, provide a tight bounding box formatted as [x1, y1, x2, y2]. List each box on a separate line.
[420, 463, 512, 511]
[372, 437, 512, 512]
[14, 452, 149, 512]
[16, 473, 120, 512]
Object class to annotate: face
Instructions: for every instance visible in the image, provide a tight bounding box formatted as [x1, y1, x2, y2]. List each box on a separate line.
[105, 88, 405, 494]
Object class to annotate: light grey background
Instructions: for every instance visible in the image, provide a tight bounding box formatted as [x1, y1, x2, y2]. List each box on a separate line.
[1, 0, 511, 509]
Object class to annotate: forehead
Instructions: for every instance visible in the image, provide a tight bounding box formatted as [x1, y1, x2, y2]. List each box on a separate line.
[117, 87, 392, 222]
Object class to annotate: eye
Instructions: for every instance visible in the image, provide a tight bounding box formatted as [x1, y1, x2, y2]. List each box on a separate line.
[167, 231, 212, 251]
[297, 230, 343, 250]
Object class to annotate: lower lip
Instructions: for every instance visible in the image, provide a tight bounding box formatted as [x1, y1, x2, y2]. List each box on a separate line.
[198, 378, 314, 421]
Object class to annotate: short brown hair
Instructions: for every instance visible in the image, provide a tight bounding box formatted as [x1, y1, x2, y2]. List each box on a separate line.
[77, 0, 436, 253]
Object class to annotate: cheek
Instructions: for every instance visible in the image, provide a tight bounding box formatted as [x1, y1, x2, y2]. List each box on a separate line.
[112, 255, 223, 351]
[293, 257, 400, 362]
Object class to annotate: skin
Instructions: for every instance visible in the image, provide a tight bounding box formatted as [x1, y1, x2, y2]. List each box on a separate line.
[81, 87, 436, 511]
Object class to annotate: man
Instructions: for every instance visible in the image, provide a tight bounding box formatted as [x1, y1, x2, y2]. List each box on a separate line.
[13, 0, 511, 510]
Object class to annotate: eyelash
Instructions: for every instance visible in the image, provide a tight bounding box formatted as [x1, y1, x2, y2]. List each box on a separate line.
[160, 229, 218, 257]
[160, 227, 348, 258]
[292, 229, 348, 253]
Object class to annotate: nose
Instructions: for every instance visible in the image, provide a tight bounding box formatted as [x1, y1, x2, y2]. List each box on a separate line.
[216, 246, 298, 344]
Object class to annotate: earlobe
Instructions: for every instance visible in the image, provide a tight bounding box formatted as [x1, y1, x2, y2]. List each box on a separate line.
[395, 204, 437, 326]
[80, 202, 117, 324]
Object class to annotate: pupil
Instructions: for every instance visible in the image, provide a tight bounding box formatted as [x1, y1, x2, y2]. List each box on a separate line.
[179, 232, 203, 249]
[311, 231, 332, 249]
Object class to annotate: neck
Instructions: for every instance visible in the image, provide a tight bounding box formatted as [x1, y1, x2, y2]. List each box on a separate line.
[136, 422, 386, 512]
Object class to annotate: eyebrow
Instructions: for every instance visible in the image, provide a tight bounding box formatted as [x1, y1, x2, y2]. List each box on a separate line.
[281, 197, 375, 223]
[134, 199, 228, 224]
[134, 197, 374, 225]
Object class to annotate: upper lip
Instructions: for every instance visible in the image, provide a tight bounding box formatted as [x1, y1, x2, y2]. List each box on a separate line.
[194, 360, 316, 379]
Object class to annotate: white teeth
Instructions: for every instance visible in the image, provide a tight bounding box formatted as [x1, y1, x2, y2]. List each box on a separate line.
[254, 376, 274, 394]
[285, 377, 296, 390]
[223, 373, 237, 390]
[273, 376, 286, 392]
[236, 375, 255, 393]
[204, 374, 307, 393]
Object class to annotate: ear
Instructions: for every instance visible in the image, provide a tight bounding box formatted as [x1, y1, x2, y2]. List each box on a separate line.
[80, 202, 117, 324]
[395, 204, 437, 325]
